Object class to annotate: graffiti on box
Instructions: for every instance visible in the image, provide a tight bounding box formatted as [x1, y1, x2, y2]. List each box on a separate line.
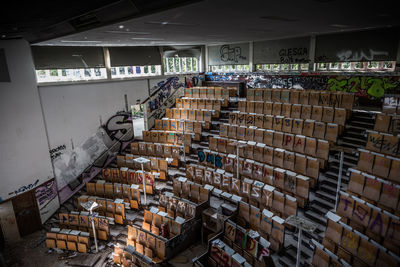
[205, 73, 400, 98]
[9, 179, 39, 197]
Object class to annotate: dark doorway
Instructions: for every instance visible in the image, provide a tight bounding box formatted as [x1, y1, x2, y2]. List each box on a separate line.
[11, 190, 42, 237]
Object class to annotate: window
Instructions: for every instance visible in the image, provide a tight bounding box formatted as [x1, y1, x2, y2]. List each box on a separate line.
[164, 57, 199, 74]
[314, 61, 395, 72]
[290, 64, 299, 71]
[341, 62, 351, 70]
[329, 62, 340, 70]
[110, 65, 162, 78]
[300, 64, 309, 71]
[36, 68, 107, 83]
[255, 63, 308, 72]
[367, 61, 379, 70]
[209, 64, 249, 73]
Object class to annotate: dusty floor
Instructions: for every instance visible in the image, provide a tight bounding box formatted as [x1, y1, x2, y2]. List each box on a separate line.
[2, 229, 207, 267]
[2, 229, 113, 267]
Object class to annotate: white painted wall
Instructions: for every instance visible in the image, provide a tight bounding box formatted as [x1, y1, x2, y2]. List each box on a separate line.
[39, 79, 149, 151]
[0, 39, 53, 202]
[39, 75, 187, 153]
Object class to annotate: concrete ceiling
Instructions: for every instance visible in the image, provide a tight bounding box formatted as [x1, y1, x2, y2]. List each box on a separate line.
[5, 0, 400, 46]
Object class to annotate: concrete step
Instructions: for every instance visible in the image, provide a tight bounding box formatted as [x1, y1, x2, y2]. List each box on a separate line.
[328, 158, 357, 168]
[309, 202, 329, 216]
[304, 210, 327, 226]
[337, 140, 365, 149]
[278, 244, 311, 266]
[315, 190, 336, 203]
[320, 184, 337, 195]
[342, 136, 367, 144]
[348, 121, 374, 129]
[312, 196, 335, 210]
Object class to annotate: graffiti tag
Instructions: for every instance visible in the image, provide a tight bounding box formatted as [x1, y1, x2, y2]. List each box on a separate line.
[220, 45, 247, 63]
[9, 179, 39, 196]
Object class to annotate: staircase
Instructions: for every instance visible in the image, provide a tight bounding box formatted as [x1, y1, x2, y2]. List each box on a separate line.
[278, 110, 376, 267]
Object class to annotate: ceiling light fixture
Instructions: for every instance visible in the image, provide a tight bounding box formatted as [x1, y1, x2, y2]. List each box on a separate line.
[145, 21, 197, 26]
[131, 37, 164, 40]
[119, 25, 124, 29]
[60, 40, 102, 43]
[105, 30, 151, 35]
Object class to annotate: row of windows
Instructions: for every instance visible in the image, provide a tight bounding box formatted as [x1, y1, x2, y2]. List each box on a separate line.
[36, 68, 108, 83]
[209, 65, 250, 72]
[111, 65, 162, 78]
[163, 57, 199, 74]
[209, 61, 396, 73]
[36, 57, 199, 83]
[315, 61, 395, 72]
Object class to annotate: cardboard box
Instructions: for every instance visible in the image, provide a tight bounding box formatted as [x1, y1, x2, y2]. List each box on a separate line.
[263, 89, 272, 101]
[264, 102, 273, 115]
[291, 104, 301, 119]
[290, 91, 300, 104]
[282, 118, 293, 133]
[292, 119, 304, 135]
[263, 115, 273, 129]
[309, 91, 320, 106]
[303, 119, 315, 137]
[246, 113, 255, 127]
[273, 116, 284, 131]
[272, 103, 282, 116]
[300, 91, 310, 105]
[192, 88, 200, 98]
[228, 125, 238, 139]
[198, 99, 206, 109]
[254, 114, 264, 128]
[281, 103, 292, 117]
[247, 101, 255, 113]
[272, 90, 281, 102]
[311, 106, 323, 121]
[301, 105, 312, 120]
[322, 106, 334, 123]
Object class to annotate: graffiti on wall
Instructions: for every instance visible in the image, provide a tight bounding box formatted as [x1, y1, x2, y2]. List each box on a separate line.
[35, 179, 57, 207]
[145, 76, 185, 129]
[327, 76, 399, 98]
[35, 179, 59, 223]
[54, 111, 134, 190]
[8, 179, 39, 197]
[49, 144, 66, 160]
[279, 47, 309, 64]
[205, 73, 400, 98]
[220, 45, 247, 63]
[336, 49, 389, 62]
[148, 76, 183, 111]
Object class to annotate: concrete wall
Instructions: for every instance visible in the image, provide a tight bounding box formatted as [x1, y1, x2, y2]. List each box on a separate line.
[39, 79, 148, 152]
[38, 75, 189, 152]
[0, 39, 53, 202]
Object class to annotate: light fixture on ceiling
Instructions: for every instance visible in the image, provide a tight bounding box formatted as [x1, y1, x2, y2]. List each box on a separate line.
[131, 37, 164, 41]
[60, 40, 102, 43]
[1, 34, 5, 38]
[145, 21, 197, 26]
[105, 30, 151, 35]
[119, 25, 124, 29]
